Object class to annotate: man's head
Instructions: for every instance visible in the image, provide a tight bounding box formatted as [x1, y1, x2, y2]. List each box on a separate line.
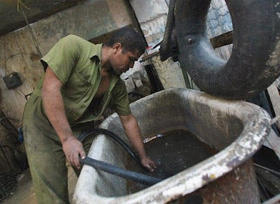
[104, 27, 146, 75]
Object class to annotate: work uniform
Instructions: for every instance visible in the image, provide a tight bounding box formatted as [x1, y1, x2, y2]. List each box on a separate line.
[23, 35, 131, 204]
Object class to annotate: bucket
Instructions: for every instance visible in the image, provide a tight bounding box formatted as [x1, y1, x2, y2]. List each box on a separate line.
[74, 88, 270, 203]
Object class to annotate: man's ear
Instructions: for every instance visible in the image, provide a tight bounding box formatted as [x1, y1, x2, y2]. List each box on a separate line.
[112, 43, 122, 53]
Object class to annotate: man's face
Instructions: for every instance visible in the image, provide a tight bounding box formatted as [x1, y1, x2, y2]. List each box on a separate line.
[109, 43, 141, 76]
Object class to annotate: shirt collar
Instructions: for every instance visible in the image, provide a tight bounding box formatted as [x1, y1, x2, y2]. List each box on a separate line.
[90, 43, 103, 69]
[90, 43, 120, 83]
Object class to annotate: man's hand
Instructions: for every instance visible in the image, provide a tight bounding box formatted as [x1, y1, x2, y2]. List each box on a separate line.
[119, 115, 157, 172]
[62, 136, 85, 169]
[141, 156, 157, 172]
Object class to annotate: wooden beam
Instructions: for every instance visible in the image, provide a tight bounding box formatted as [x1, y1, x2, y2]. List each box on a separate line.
[210, 31, 233, 48]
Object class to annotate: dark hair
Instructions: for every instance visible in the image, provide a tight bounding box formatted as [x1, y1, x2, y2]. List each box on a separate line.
[104, 27, 146, 55]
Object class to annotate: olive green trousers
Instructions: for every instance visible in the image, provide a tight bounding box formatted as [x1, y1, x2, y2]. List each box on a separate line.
[23, 97, 94, 204]
[23, 122, 93, 204]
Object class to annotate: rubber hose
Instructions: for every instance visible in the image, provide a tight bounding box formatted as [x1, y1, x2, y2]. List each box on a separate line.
[78, 128, 141, 165]
[80, 157, 162, 186]
[78, 128, 162, 185]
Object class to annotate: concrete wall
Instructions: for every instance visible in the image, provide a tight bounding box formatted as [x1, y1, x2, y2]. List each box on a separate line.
[129, 0, 169, 48]
[0, 0, 135, 127]
[207, 0, 233, 60]
[129, 0, 187, 90]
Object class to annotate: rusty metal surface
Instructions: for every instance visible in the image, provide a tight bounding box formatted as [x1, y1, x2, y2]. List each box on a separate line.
[198, 160, 259, 204]
[171, 160, 259, 204]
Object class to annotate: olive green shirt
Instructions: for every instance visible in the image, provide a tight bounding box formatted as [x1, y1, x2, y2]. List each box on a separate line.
[25, 34, 131, 127]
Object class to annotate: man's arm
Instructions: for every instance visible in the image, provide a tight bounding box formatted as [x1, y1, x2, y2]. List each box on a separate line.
[42, 67, 85, 169]
[119, 114, 156, 172]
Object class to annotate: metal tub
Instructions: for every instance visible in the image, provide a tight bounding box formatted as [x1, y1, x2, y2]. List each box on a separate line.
[74, 88, 271, 203]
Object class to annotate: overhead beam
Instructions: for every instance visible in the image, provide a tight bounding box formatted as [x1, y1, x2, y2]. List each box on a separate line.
[0, 0, 83, 36]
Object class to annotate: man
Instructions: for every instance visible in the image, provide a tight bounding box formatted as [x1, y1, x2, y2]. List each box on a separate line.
[23, 27, 156, 204]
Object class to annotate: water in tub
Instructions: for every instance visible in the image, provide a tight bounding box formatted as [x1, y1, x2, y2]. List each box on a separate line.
[126, 129, 217, 194]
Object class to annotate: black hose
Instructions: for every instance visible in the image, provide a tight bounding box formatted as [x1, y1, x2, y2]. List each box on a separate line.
[80, 157, 162, 186]
[78, 128, 141, 165]
[78, 128, 162, 185]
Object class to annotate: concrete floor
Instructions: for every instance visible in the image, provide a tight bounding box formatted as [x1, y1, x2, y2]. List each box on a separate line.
[2, 167, 78, 204]
[2, 170, 36, 204]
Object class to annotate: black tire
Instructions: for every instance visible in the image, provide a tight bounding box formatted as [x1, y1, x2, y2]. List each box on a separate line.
[175, 0, 280, 99]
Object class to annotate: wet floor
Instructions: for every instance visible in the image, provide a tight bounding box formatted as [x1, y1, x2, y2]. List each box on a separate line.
[126, 129, 217, 194]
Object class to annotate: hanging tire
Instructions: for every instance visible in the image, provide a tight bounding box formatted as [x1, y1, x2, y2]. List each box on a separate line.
[175, 0, 280, 99]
